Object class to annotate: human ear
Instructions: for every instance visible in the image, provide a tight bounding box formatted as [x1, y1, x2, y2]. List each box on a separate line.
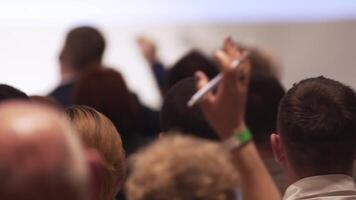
[270, 133, 287, 165]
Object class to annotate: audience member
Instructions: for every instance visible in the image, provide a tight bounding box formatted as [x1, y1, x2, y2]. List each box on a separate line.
[137, 37, 219, 95]
[0, 101, 89, 200]
[167, 50, 219, 89]
[245, 46, 281, 79]
[137, 36, 167, 94]
[127, 37, 280, 200]
[66, 106, 126, 200]
[49, 26, 105, 106]
[245, 72, 287, 192]
[72, 67, 158, 154]
[30, 95, 61, 108]
[0, 84, 29, 101]
[126, 134, 240, 200]
[195, 37, 281, 200]
[160, 77, 218, 140]
[271, 76, 356, 199]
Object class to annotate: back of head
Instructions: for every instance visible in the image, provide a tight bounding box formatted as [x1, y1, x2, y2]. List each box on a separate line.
[168, 50, 219, 88]
[160, 78, 218, 140]
[246, 73, 285, 147]
[126, 134, 239, 200]
[72, 67, 138, 133]
[0, 101, 89, 200]
[0, 84, 29, 102]
[66, 105, 126, 200]
[278, 76, 356, 177]
[60, 26, 105, 71]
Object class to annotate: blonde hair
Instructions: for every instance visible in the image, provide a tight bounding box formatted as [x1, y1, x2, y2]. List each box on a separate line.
[126, 134, 239, 200]
[66, 106, 126, 200]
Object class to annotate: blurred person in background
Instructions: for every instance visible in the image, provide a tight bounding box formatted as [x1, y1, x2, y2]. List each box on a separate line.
[194, 37, 281, 200]
[137, 37, 219, 95]
[0, 101, 89, 200]
[271, 77, 356, 199]
[160, 67, 288, 193]
[127, 37, 280, 200]
[240, 45, 282, 80]
[49, 26, 106, 106]
[72, 67, 159, 155]
[160, 77, 218, 140]
[0, 84, 29, 101]
[66, 106, 126, 200]
[245, 72, 287, 192]
[137, 36, 167, 94]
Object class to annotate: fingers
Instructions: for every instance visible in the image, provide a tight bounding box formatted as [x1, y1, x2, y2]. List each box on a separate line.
[195, 71, 209, 90]
[223, 37, 241, 59]
[215, 50, 233, 72]
[195, 71, 215, 110]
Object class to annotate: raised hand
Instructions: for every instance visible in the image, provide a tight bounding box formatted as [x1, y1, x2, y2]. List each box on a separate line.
[195, 37, 251, 140]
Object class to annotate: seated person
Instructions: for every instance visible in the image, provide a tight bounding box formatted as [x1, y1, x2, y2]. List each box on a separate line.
[0, 101, 89, 200]
[129, 37, 280, 200]
[245, 72, 287, 192]
[160, 77, 218, 140]
[49, 26, 105, 106]
[137, 36, 219, 95]
[0, 84, 29, 101]
[72, 67, 158, 154]
[271, 76, 356, 199]
[66, 106, 126, 200]
[126, 134, 239, 200]
[160, 74, 288, 192]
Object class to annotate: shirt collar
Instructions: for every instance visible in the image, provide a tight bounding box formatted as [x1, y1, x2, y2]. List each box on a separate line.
[283, 174, 356, 200]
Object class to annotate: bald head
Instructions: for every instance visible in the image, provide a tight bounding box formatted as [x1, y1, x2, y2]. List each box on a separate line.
[0, 101, 89, 200]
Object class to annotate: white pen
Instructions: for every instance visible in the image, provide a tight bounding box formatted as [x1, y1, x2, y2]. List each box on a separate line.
[187, 52, 249, 107]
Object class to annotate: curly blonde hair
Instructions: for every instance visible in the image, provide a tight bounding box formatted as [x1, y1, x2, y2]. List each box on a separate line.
[126, 134, 239, 200]
[66, 106, 126, 200]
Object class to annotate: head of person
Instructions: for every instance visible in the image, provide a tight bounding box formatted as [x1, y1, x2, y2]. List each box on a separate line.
[160, 78, 218, 140]
[237, 44, 281, 79]
[65, 105, 126, 200]
[271, 76, 356, 182]
[59, 26, 106, 73]
[168, 50, 219, 89]
[72, 67, 139, 134]
[0, 84, 29, 102]
[0, 101, 89, 200]
[245, 73, 285, 152]
[126, 134, 239, 200]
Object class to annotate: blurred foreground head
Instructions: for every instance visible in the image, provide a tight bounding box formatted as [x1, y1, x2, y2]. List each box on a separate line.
[60, 26, 106, 72]
[0, 101, 89, 200]
[66, 106, 126, 200]
[0, 84, 29, 102]
[126, 134, 239, 200]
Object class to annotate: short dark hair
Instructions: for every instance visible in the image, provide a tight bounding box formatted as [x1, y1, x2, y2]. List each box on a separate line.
[0, 84, 29, 102]
[167, 50, 219, 89]
[60, 26, 105, 70]
[245, 73, 285, 146]
[160, 78, 219, 140]
[278, 76, 356, 176]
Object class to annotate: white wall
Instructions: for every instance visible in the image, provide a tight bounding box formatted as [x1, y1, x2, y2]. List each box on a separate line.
[1, 21, 356, 109]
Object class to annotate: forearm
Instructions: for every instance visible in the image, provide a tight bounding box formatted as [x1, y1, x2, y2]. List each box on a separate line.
[231, 142, 281, 200]
[150, 62, 167, 92]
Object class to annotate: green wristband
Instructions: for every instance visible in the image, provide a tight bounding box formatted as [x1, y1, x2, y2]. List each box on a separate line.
[223, 128, 252, 150]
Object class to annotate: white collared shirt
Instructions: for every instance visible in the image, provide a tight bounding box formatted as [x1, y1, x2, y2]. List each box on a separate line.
[283, 174, 356, 200]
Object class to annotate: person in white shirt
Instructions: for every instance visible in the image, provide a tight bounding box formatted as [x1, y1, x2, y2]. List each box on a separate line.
[271, 76, 356, 199]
